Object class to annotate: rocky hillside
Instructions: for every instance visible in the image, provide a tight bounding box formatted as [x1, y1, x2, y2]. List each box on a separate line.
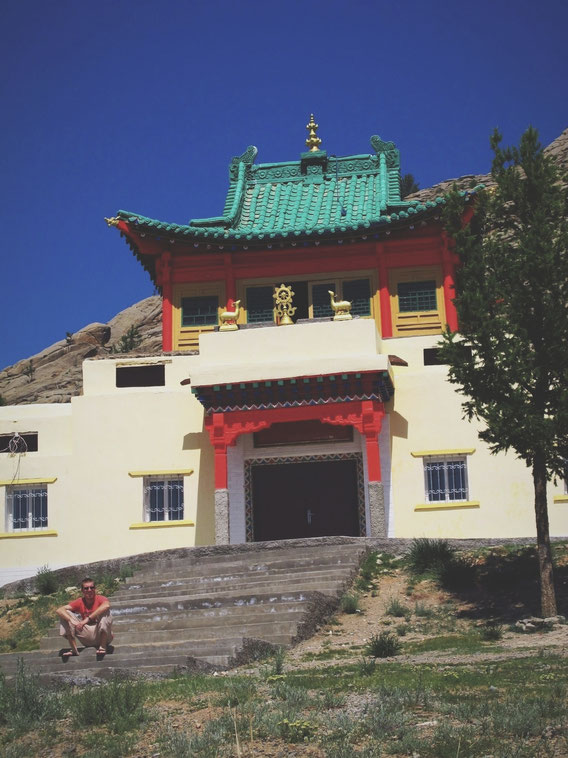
[0, 297, 162, 405]
[1, 129, 566, 406]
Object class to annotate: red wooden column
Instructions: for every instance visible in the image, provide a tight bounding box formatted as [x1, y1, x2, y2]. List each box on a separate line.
[441, 232, 459, 333]
[157, 251, 173, 351]
[376, 243, 393, 338]
[360, 400, 384, 482]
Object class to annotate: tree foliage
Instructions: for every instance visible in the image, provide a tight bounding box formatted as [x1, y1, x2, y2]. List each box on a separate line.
[438, 127, 568, 615]
[439, 127, 568, 477]
[400, 173, 419, 199]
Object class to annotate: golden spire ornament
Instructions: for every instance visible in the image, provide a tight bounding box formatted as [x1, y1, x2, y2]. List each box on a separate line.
[305, 114, 322, 152]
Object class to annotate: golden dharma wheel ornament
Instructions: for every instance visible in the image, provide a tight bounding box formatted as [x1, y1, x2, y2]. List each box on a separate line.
[273, 284, 296, 326]
[305, 113, 322, 152]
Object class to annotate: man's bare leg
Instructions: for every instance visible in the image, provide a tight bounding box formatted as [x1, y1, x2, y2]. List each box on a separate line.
[63, 632, 79, 658]
[96, 629, 108, 654]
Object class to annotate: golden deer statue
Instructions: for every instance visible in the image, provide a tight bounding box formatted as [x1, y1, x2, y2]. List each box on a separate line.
[328, 291, 352, 321]
[219, 299, 241, 331]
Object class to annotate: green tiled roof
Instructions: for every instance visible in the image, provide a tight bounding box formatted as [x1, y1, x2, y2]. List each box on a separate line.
[115, 136, 477, 244]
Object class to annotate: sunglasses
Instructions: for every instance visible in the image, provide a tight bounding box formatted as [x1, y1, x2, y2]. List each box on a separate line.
[82, 586, 96, 591]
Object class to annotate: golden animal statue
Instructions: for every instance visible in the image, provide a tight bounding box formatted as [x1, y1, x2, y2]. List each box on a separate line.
[328, 291, 352, 321]
[219, 299, 241, 332]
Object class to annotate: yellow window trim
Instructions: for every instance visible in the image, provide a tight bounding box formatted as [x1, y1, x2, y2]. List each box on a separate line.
[414, 501, 480, 511]
[128, 470, 193, 478]
[0, 530, 58, 539]
[172, 281, 226, 350]
[129, 520, 195, 530]
[553, 495, 568, 504]
[0, 477, 57, 486]
[389, 266, 445, 337]
[411, 449, 475, 458]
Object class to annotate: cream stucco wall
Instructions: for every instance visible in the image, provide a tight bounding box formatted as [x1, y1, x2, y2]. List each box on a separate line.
[385, 335, 568, 538]
[0, 356, 215, 584]
[2, 324, 566, 585]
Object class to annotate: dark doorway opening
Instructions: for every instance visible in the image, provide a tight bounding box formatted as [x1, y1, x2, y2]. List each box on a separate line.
[251, 459, 360, 541]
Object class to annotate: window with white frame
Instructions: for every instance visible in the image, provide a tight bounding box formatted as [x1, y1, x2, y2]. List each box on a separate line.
[143, 476, 184, 521]
[423, 456, 469, 503]
[6, 484, 48, 531]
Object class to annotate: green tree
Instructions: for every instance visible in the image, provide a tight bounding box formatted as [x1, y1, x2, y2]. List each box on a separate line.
[439, 127, 568, 617]
[400, 173, 419, 198]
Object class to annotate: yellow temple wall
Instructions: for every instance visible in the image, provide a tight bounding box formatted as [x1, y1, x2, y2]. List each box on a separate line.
[386, 335, 568, 538]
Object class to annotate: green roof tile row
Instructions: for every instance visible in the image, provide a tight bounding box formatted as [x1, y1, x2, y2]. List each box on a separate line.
[115, 136, 478, 245]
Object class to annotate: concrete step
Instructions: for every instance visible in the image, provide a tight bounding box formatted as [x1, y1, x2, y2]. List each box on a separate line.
[108, 590, 316, 617]
[127, 551, 364, 583]
[129, 543, 365, 576]
[41, 618, 298, 649]
[0, 538, 368, 679]
[42, 608, 304, 638]
[112, 575, 352, 602]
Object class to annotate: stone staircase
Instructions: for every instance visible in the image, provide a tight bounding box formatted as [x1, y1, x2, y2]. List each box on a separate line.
[0, 538, 367, 681]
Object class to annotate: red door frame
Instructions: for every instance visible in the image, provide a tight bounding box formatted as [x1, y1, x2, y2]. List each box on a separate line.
[204, 399, 385, 489]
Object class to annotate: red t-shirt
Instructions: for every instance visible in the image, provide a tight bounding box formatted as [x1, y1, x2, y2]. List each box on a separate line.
[68, 595, 109, 620]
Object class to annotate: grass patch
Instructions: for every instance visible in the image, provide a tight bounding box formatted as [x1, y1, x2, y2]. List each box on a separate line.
[71, 676, 147, 732]
[339, 592, 361, 614]
[404, 631, 498, 655]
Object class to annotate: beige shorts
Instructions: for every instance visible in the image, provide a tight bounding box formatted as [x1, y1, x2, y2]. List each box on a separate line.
[59, 611, 113, 648]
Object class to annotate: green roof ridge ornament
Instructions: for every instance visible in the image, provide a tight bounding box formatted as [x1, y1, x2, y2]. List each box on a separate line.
[306, 114, 322, 152]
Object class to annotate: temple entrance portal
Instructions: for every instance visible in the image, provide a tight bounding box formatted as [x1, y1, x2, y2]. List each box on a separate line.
[250, 458, 361, 541]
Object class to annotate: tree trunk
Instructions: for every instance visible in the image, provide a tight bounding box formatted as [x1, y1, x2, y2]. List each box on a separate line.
[532, 453, 557, 617]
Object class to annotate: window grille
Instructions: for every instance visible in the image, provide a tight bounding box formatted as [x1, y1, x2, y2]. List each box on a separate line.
[181, 296, 218, 327]
[7, 485, 48, 530]
[246, 286, 275, 323]
[424, 457, 468, 502]
[343, 278, 371, 316]
[398, 280, 437, 312]
[144, 477, 184, 521]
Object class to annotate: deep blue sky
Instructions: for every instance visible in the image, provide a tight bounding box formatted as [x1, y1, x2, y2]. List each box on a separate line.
[1, 0, 566, 369]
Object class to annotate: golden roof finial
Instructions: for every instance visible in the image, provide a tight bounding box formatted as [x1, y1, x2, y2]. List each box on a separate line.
[305, 113, 322, 152]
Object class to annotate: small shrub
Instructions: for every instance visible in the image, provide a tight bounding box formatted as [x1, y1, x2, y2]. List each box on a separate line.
[396, 623, 409, 636]
[357, 655, 377, 676]
[480, 620, 504, 641]
[366, 631, 402, 658]
[407, 537, 455, 574]
[35, 565, 58, 595]
[386, 597, 410, 618]
[278, 718, 317, 742]
[340, 592, 360, 614]
[271, 645, 286, 675]
[414, 601, 434, 617]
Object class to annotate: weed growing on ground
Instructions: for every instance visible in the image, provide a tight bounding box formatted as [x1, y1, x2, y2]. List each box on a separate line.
[414, 600, 435, 617]
[355, 551, 399, 591]
[0, 660, 64, 731]
[385, 596, 411, 619]
[357, 656, 377, 676]
[71, 676, 147, 731]
[270, 645, 286, 675]
[480, 620, 504, 641]
[367, 631, 402, 658]
[35, 565, 58, 596]
[406, 537, 456, 574]
[396, 622, 409, 636]
[340, 592, 361, 614]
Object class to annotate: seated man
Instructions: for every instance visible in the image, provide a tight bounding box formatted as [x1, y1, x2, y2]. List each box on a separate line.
[56, 577, 113, 658]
